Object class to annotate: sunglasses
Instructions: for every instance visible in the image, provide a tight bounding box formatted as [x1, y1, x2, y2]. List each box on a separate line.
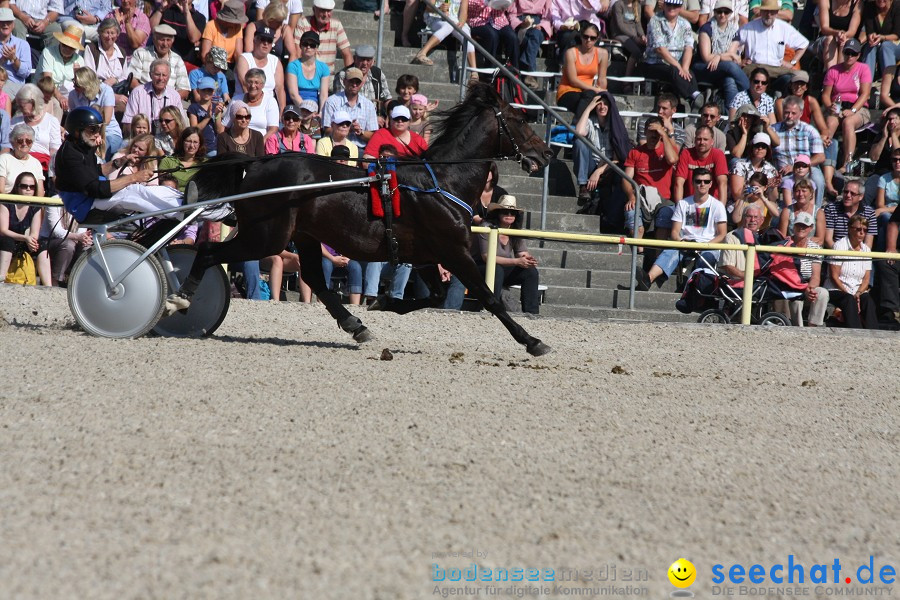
[347, 79, 362, 85]
[85, 125, 102, 134]
[715, 8, 732, 13]
[335, 121, 352, 126]
[753, 79, 768, 85]
[392, 116, 409, 122]
[498, 210, 518, 216]
[694, 179, 712, 185]
[844, 50, 859, 57]
[17, 183, 35, 190]
[582, 34, 598, 41]
[301, 42, 319, 48]
[159, 118, 175, 124]
[234, 114, 251, 120]
[892, 157, 900, 162]
[753, 143, 768, 149]
[15, 138, 32, 144]
[283, 114, 300, 122]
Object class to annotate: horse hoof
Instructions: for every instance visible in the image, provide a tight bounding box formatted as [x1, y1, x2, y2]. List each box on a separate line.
[527, 341, 552, 357]
[367, 294, 390, 311]
[353, 326, 373, 344]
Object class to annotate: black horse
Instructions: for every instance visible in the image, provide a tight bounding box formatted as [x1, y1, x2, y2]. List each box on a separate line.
[179, 83, 554, 355]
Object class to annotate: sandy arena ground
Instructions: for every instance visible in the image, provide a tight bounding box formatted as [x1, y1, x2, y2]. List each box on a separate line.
[1, 283, 899, 600]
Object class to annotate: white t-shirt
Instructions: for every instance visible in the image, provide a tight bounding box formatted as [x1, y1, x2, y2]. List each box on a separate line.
[254, 0, 303, 24]
[0, 152, 45, 194]
[234, 52, 279, 101]
[10, 113, 62, 157]
[827, 236, 871, 295]
[225, 93, 280, 136]
[672, 195, 728, 243]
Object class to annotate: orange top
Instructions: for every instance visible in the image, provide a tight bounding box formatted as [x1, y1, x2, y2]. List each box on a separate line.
[557, 47, 599, 99]
[202, 21, 241, 62]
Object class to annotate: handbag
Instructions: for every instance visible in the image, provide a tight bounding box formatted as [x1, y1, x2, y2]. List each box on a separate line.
[6, 249, 36, 285]
[112, 72, 133, 96]
[638, 184, 662, 217]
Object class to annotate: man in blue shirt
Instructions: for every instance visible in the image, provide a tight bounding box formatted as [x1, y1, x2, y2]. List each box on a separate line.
[0, 8, 32, 96]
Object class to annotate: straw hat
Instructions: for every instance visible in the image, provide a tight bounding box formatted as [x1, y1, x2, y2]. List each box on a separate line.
[758, 0, 780, 11]
[53, 24, 84, 51]
[487, 194, 523, 213]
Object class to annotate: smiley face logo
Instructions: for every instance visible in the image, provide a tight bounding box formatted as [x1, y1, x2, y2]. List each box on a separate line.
[668, 558, 696, 588]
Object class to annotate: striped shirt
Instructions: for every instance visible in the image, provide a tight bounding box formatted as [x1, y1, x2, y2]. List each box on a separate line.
[293, 15, 350, 74]
[824, 203, 877, 242]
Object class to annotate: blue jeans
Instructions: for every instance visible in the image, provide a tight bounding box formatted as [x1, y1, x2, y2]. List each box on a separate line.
[810, 165, 826, 210]
[654, 249, 719, 277]
[471, 24, 519, 67]
[321, 257, 363, 294]
[443, 275, 466, 310]
[105, 132, 123, 161]
[692, 60, 750, 108]
[519, 26, 543, 72]
[237, 261, 262, 300]
[363, 261, 384, 297]
[864, 41, 900, 78]
[573, 138, 598, 185]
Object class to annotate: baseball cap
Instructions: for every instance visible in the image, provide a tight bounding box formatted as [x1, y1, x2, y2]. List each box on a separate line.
[713, 0, 733, 9]
[793, 212, 815, 227]
[794, 154, 811, 166]
[355, 45, 376, 58]
[300, 31, 320, 46]
[300, 99, 319, 113]
[332, 109, 352, 124]
[283, 104, 301, 117]
[345, 67, 364, 82]
[154, 24, 176, 36]
[255, 26, 275, 41]
[197, 76, 217, 90]
[843, 38, 862, 54]
[751, 132, 770, 146]
[734, 103, 760, 118]
[791, 70, 810, 83]
[331, 144, 351, 158]
[411, 93, 428, 106]
[0, 7, 14, 21]
[664, 0, 684, 6]
[391, 105, 411, 119]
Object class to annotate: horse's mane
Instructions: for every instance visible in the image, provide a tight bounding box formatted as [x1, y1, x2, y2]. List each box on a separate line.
[424, 82, 501, 158]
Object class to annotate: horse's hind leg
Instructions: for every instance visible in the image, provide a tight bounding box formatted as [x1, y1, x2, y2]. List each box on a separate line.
[297, 238, 372, 344]
[444, 256, 551, 356]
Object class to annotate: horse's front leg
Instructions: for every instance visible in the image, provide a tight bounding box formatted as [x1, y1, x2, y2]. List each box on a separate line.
[443, 255, 551, 356]
[297, 237, 372, 344]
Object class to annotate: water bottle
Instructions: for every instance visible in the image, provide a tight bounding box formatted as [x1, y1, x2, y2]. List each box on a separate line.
[832, 94, 841, 116]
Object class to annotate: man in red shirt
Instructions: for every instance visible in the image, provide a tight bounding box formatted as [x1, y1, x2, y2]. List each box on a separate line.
[363, 105, 428, 158]
[623, 116, 679, 240]
[674, 125, 728, 203]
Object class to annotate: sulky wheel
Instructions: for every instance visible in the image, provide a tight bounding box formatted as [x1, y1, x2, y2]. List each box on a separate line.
[152, 246, 231, 338]
[67, 239, 167, 338]
[698, 308, 730, 324]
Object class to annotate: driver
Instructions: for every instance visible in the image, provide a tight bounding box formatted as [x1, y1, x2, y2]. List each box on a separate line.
[55, 107, 183, 222]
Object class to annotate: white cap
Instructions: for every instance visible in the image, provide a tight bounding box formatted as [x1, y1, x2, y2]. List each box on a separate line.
[390, 105, 411, 119]
[332, 109, 352, 124]
[313, 0, 335, 8]
[751, 132, 771, 146]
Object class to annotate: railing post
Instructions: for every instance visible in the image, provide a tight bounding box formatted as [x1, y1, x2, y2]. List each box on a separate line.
[485, 228, 499, 291]
[375, 3, 386, 68]
[740, 246, 756, 325]
[458, 40, 468, 101]
[540, 115, 552, 232]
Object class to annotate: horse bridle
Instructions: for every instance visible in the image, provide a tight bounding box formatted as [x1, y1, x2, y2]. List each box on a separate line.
[494, 109, 524, 165]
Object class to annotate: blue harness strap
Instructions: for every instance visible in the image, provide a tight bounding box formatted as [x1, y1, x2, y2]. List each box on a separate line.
[397, 161, 474, 217]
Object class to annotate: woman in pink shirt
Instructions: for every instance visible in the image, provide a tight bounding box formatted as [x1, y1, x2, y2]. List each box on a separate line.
[822, 38, 872, 172]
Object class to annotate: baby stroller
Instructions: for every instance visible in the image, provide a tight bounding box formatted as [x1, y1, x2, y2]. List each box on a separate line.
[675, 248, 804, 325]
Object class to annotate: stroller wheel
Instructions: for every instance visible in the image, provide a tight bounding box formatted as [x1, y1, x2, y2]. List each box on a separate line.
[698, 309, 730, 324]
[759, 312, 791, 326]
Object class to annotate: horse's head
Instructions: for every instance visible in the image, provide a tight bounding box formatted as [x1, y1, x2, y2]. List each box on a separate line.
[494, 100, 553, 174]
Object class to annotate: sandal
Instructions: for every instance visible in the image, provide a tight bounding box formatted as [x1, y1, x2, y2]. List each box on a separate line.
[411, 53, 433, 66]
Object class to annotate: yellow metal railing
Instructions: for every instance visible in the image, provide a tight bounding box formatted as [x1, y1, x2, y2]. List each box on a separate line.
[472, 226, 900, 325]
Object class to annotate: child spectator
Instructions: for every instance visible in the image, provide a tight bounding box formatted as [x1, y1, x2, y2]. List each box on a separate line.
[0, 66, 11, 117]
[36, 76, 64, 122]
[189, 46, 231, 104]
[129, 113, 151, 138]
[409, 93, 432, 142]
[188, 77, 226, 156]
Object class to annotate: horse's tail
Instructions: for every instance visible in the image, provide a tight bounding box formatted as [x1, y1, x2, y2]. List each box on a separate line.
[188, 152, 256, 202]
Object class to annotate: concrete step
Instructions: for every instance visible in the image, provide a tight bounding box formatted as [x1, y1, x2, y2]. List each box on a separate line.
[539, 304, 697, 323]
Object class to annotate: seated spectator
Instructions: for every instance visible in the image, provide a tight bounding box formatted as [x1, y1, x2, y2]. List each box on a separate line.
[555, 23, 609, 117]
[473, 195, 541, 314]
[244, 1, 293, 63]
[321, 68, 378, 149]
[773, 71, 828, 151]
[189, 46, 230, 104]
[718, 203, 762, 281]
[262, 247, 308, 302]
[468, 0, 519, 69]
[644, 0, 701, 24]
[11, 85, 61, 187]
[0, 67, 11, 117]
[824, 179, 877, 248]
[644, 0, 703, 112]
[409, 94, 432, 142]
[60, 0, 112, 42]
[694, 0, 749, 109]
[129, 24, 191, 100]
[633, 167, 728, 290]
[149, 0, 207, 67]
[390, 74, 438, 112]
[608, 0, 646, 77]
[0, 8, 32, 97]
[129, 112, 151, 138]
[236, 25, 286, 111]
[40, 24, 85, 112]
[509, 0, 552, 81]
[321, 243, 363, 305]
[0, 173, 51, 285]
[773, 95, 826, 209]
[747, 0, 791, 20]
[876, 201, 900, 323]
[286, 31, 330, 111]
[811, 0, 862, 69]
[108, 133, 162, 184]
[866, 107, 900, 205]
[363, 105, 428, 159]
[188, 77, 225, 156]
[879, 60, 900, 109]
[637, 93, 685, 147]
[411, 0, 477, 74]
[572, 92, 632, 223]
[333, 44, 390, 119]
[266, 104, 314, 154]
[228, 67, 280, 142]
[159, 127, 206, 191]
[861, 0, 900, 79]
[551, 0, 606, 60]
[674, 125, 728, 203]
[11, 0, 63, 49]
[218, 100, 266, 156]
[316, 109, 360, 164]
[154, 105, 186, 155]
[399, 0, 420, 49]
[778, 154, 818, 215]
[70, 67, 123, 159]
[122, 59, 187, 138]
[730, 171, 779, 228]
[732, 132, 778, 203]
[291, 0, 352, 73]
[725, 104, 769, 159]
[728, 67, 775, 124]
[39, 202, 92, 286]
[729, 0, 808, 92]
[0, 124, 44, 194]
[826, 214, 877, 328]
[201, 0, 246, 67]
[84, 18, 129, 113]
[874, 148, 900, 249]
[623, 116, 679, 242]
[822, 39, 871, 173]
[685, 103, 726, 151]
[784, 211, 829, 326]
[105, 0, 150, 60]
[36, 76, 64, 122]
[297, 98, 321, 137]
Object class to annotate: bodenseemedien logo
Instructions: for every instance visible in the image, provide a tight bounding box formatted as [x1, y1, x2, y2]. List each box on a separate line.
[668, 558, 697, 598]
